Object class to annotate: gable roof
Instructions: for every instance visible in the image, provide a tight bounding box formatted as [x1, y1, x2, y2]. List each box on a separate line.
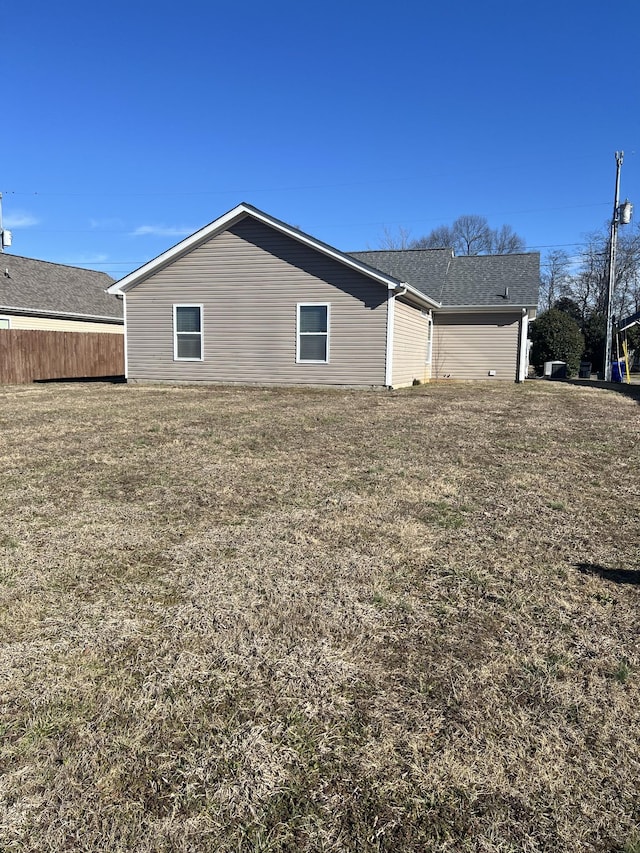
[0, 255, 122, 323]
[107, 202, 539, 312]
[107, 203, 439, 309]
[351, 248, 540, 309]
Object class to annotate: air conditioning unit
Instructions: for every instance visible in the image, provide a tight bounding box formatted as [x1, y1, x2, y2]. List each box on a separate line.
[544, 360, 566, 379]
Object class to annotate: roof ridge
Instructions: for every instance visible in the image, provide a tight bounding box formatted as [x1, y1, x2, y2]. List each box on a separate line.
[453, 251, 539, 259]
[351, 247, 453, 255]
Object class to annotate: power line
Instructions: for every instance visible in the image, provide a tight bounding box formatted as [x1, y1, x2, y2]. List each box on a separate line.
[56, 238, 630, 267]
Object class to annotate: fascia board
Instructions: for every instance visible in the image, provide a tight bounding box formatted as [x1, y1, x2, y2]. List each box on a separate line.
[397, 284, 440, 310]
[106, 205, 251, 294]
[0, 304, 124, 324]
[618, 308, 640, 330]
[436, 304, 536, 314]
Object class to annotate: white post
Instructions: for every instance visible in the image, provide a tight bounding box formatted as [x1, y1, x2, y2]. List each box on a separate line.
[385, 288, 395, 388]
[518, 310, 529, 382]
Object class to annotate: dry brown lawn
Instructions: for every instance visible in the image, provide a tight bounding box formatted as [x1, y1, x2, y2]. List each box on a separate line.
[0, 379, 639, 852]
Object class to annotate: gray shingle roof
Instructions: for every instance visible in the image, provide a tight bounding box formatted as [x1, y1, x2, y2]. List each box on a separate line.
[350, 248, 540, 308]
[349, 249, 453, 302]
[0, 255, 122, 321]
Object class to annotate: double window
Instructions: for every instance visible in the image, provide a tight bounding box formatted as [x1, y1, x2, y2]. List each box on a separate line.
[297, 303, 329, 363]
[173, 304, 203, 360]
[172, 303, 330, 365]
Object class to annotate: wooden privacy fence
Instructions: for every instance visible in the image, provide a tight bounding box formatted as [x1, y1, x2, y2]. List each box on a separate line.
[0, 329, 125, 384]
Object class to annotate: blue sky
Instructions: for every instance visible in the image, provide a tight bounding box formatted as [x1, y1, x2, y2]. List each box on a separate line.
[2, 0, 639, 280]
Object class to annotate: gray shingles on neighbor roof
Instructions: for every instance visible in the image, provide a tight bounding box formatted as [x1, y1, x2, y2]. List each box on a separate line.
[350, 248, 540, 308]
[0, 254, 122, 321]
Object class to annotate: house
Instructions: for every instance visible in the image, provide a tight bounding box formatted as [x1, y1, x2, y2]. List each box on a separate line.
[107, 203, 539, 388]
[0, 255, 123, 332]
[350, 248, 540, 381]
[0, 255, 124, 384]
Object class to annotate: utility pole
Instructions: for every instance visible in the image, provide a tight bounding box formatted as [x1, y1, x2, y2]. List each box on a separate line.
[603, 151, 632, 382]
[0, 192, 12, 253]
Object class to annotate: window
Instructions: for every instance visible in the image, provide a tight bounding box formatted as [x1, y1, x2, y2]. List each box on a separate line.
[297, 304, 329, 363]
[0, 317, 9, 329]
[173, 304, 203, 360]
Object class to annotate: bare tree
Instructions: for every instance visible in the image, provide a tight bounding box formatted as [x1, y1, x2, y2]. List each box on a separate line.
[569, 233, 607, 320]
[411, 224, 455, 250]
[562, 225, 640, 321]
[376, 225, 413, 250]
[540, 249, 572, 312]
[490, 224, 526, 255]
[543, 223, 640, 326]
[393, 215, 526, 255]
[451, 215, 493, 255]
[613, 226, 640, 318]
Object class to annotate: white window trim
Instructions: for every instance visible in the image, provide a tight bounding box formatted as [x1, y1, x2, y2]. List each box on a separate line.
[173, 304, 203, 362]
[0, 316, 11, 329]
[296, 303, 330, 364]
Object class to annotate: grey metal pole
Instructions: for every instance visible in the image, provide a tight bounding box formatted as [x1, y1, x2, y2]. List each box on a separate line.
[604, 151, 623, 382]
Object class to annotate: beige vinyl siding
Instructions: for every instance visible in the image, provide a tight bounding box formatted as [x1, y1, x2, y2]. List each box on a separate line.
[392, 299, 431, 387]
[433, 311, 522, 381]
[2, 315, 124, 334]
[125, 217, 388, 386]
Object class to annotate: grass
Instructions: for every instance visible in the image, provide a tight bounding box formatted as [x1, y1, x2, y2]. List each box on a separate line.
[0, 379, 639, 852]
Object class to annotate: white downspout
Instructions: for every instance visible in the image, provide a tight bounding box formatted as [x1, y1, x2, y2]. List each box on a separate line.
[385, 285, 408, 388]
[385, 289, 395, 388]
[517, 308, 529, 382]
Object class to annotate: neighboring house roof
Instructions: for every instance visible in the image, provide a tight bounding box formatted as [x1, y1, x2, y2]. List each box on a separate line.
[619, 308, 640, 331]
[351, 248, 540, 309]
[0, 255, 122, 323]
[107, 203, 440, 310]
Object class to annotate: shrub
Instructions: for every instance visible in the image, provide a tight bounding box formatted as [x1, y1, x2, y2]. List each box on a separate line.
[582, 313, 606, 371]
[553, 296, 583, 326]
[530, 309, 585, 376]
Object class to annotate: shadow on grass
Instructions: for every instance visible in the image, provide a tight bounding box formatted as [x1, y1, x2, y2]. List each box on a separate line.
[562, 378, 640, 402]
[576, 562, 640, 585]
[34, 375, 126, 384]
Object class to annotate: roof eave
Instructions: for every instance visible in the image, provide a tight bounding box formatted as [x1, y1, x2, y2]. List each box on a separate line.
[0, 305, 124, 324]
[396, 283, 440, 310]
[437, 303, 537, 313]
